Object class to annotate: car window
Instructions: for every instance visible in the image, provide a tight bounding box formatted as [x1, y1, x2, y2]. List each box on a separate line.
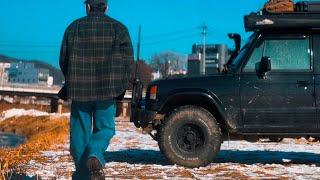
[244, 37, 311, 72]
[231, 33, 256, 67]
[243, 41, 264, 71]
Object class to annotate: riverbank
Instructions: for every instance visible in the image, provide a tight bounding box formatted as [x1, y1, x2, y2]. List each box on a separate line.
[0, 113, 69, 178]
[19, 119, 320, 179]
[1, 107, 320, 179]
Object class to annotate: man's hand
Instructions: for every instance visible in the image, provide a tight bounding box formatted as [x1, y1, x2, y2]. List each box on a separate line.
[115, 90, 126, 101]
[222, 64, 229, 73]
[58, 86, 68, 101]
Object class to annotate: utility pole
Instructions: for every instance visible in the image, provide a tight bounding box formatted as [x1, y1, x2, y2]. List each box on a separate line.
[135, 25, 141, 80]
[131, 25, 143, 125]
[137, 25, 141, 62]
[201, 23, 207, 75]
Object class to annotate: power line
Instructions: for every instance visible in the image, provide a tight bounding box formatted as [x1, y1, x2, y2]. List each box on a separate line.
[0, 41, 60, 46]
[142, 33, 199, 46]
[0, 27, 203, 55]
[0, 50, 59, 53]
[0, 44, 60, 48]
[0, 33, 200, 50]
[0, 27, 199, 47]
[142, 27, 198, 39]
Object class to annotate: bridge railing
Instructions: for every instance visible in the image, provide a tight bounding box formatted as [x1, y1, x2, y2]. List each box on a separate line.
[0, 83, 140, 99]
[0, 83, 61, 90]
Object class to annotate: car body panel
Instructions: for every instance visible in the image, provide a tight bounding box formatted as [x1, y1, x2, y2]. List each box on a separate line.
[132, 30, 320, 136]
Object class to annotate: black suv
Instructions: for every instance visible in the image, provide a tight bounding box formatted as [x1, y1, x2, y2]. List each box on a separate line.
[131, 8, 320, 168]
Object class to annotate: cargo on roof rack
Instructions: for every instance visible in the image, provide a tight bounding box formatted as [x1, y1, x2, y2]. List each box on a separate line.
[244, 12, 320, 32]
[296, 1, 320, 13]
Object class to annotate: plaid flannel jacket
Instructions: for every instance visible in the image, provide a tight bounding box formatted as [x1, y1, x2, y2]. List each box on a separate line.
[59, 12, 134, 102]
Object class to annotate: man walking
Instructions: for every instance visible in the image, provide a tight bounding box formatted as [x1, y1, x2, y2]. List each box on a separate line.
[59, 0, 134, 179]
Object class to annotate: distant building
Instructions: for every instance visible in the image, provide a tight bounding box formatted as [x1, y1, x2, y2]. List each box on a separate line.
[152, 71, 161, 80]
[188, 54, 201, 76]
[169, 69, 187, 76]
[38, 68, 50, 85]
[7, 62, 38, 84]
[190, 44, 229, 75]
[47, 76, 54, 87]
[6, 62, 54, 86]
[0, 63, 10, 85]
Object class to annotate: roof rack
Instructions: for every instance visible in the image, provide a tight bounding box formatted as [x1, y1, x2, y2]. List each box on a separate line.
[245, 12, 320, 32]
[245, 1, 320, 32]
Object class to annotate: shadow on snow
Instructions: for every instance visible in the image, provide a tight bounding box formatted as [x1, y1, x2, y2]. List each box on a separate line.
[105, 149, 320, 166]
[7, 149, 320, 179]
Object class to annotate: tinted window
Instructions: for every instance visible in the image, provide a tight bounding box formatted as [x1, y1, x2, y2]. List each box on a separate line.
[244, 37, 311, 71]
[244, 41, 264, 71]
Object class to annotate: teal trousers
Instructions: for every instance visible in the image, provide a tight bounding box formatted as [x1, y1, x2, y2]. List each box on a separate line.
[70, 100, 116, 180]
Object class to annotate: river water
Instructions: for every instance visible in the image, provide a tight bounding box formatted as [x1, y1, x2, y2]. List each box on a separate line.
[0, 132, 25, 148]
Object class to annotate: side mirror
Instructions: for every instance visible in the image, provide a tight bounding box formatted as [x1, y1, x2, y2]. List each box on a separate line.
[255, 56, 271, 79]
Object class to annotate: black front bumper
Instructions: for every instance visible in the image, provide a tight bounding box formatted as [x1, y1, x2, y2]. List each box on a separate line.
[131, 107, 157, 128]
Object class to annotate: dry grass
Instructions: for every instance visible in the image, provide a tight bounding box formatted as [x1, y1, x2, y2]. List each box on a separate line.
[0, 115, 69, 178]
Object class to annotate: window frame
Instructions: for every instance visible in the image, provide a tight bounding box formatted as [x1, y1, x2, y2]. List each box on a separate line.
[241, 34, 313, 73]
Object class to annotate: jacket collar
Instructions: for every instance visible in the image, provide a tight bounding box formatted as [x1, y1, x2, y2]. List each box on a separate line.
[88, 11, 105, 17]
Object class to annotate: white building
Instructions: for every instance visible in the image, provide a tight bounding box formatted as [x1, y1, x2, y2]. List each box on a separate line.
[152, 71, 161, 80]
[0, 63, 11, 85]
[47, 76, 54, 87]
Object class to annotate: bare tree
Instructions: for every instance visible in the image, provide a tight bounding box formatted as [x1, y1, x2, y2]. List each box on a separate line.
[137, 61, 153, 88]
[150, 54, 162, 72]
[129, 60, 152, 89]
[151, 51, 187, 78]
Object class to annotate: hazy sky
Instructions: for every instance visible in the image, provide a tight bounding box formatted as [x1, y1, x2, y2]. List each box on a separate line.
[0, 0, 267, 67]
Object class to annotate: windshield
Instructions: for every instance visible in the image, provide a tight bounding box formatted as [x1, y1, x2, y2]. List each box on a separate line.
[230, 33, 257, 69]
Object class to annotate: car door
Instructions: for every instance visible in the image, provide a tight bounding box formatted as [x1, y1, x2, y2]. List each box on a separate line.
[314, 35, 320, 131]
[240, 33, 316, 133]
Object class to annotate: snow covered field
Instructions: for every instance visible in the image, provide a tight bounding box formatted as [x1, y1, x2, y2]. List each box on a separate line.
[0, 108, 70, 121]
[19, 117, 320, 180]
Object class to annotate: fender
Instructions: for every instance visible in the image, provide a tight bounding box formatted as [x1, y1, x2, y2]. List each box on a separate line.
[159, 88, 231, 129]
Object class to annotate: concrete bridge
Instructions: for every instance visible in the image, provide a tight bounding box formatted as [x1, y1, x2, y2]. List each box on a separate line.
[0, 84, 61, 97]
[0, 84, 133, 116]
[0, 84, 133, 99]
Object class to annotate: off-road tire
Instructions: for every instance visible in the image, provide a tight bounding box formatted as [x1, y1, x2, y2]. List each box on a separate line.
[158, 106, 222, 168]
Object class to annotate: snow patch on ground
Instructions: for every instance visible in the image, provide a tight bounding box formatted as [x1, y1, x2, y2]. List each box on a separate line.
[0, 108, 70, 121]
[17, 119, 320, 179]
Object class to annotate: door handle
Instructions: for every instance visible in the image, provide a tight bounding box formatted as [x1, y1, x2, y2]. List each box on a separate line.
[296, 80, 308, 87]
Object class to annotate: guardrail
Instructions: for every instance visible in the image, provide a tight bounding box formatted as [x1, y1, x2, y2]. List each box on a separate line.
[0, 84, 140, 99]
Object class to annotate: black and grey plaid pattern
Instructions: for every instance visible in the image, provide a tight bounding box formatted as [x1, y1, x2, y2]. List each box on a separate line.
[59, 12, 134, 102]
